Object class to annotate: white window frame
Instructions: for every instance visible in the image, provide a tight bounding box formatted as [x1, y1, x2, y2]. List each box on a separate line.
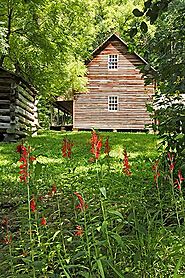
[108, 96, 119, 111]
[108, 54, 118, 70]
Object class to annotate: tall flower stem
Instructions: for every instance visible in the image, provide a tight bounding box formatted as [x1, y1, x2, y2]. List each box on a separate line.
[83, 209, 92, 269]
[8, 237, 15, 277]
[56, 194, 66, 257]
[27, 182, 36, 278]
[169, 171, 180, 227]
[100, 198, 113, 260]
[157, 184, 163, 225]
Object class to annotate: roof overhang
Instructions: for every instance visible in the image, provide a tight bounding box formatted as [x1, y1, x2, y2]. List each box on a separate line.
[0, 67, 38, 95]
[54, 97, 73, 115]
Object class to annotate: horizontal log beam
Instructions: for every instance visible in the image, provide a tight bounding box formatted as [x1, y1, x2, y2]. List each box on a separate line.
[15, 106, 35, 122]
[17, 93, 34, 110]
[16, 115, 36, 127]
[0, 99, 10, 105]
[0, 123, 10, 129]
[0, 109, 10, 116]
[0, 116, 10, 123]
[15, 99, 34, 115]
[19, 86, 35, 101]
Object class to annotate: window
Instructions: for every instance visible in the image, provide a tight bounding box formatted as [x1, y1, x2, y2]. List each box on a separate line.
[108, 96, 118, 111]
[108, 54, 118, 69]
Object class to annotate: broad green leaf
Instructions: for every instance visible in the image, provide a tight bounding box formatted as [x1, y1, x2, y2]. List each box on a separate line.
[100, 187, 107, 199]
[97, 259, 105, 278]
[129, 27, 137, 38]
[108, 210, 124, 220]
[141, 21, 148, 33]
[133, 8, 144, 17]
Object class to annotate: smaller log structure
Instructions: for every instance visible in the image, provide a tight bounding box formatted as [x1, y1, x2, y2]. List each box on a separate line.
[0, 67, 39, 141]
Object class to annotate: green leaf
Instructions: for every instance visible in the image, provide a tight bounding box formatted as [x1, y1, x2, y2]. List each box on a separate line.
[101, 220, 108, 233]
[140, 21, 148, 33]
[144, 0, 152, 9]
[108, 210, 124, 220]
[110, 233, 124, 247]
[100, 187, 107, 198]
[129, 27, 137, 38]
[106, 261, 125, 278]
[133, 9, 144, 17]
[52, 230, 60, 241]
[97, 259, 105, 278]
[173, 257, 183, 277]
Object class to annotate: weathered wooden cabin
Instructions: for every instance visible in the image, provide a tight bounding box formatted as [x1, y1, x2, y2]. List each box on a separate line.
[0, 67, 39, 141]
[56, 33, 156, 131]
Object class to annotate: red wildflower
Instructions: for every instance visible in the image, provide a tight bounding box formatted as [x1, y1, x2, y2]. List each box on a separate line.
[168, 152, 175, 173]
[95, 139, 102, 159]
[104, 137, 110, 156]
[3, 233, 12, 245]
[16, 144, 27, 154]
[74, 192, 88, 211]
[30, 197, 36, 212]
[40, 217, 47, 226]
[51, 184, 57, 195]
[91, 130, 98, 154]
[18, 145, 36, 183]
[62, 138, 73, 158]
[19, 147, 28, 183]
[48, 184, 57, 197]
[1, 217, 8, 227]
[123, 149, 131, 176]
[74, 225, 84, 237]
[29, 156, 36, 162]
[90, 130, 102, 159]
[152, 160, 160, 187]
[175, 169, 185, 191]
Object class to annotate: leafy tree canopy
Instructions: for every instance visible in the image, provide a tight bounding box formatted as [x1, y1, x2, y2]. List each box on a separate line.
[0, 0, 149, 100]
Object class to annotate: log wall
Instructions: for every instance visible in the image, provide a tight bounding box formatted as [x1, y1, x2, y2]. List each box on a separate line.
[74, 38, 155, 130]
[0, 68, 38, 141]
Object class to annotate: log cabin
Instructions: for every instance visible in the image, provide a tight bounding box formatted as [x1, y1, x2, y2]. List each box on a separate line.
[0, 67, 39, 141]
[57, 33, 156, 131]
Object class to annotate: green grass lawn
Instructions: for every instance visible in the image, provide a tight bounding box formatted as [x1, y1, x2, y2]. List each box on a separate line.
[0, 131, 185, 277]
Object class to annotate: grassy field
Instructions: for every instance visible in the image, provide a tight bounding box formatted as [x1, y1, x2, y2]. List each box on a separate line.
[0, 130, 185, 277]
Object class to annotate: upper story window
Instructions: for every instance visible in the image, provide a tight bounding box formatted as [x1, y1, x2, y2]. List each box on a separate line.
[108, 54, 118, 70]
[108, 96, 118, 111]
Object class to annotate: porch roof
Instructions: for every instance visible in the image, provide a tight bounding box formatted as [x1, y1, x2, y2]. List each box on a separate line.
[54, 97, 73, 115]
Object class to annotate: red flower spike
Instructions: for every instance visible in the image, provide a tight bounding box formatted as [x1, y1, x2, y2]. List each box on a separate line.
[123, 149, 131, 176]
[152, 160, 160, 187]
[174, 169, 185, 191]
[29, 156, 36, 162]
[95, 139, 102, 159]
[74, 225, 84, 237]
[30, 197, 36, 212]
[41, 217, 47, 226]
[104, 137, 110, 156]
[62, 138, 73, 158]
[168, 152, 176, 173]
[3, 233, 12, 245]
[177, 169, 185, 182]
[74, 192, 88, 211]
[51, 184, 57, 194]
[1, 217, 8, 227]
[18, 146, 28, 183]
[90, 131, 102, 159]
[91, 130, 98, 155]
